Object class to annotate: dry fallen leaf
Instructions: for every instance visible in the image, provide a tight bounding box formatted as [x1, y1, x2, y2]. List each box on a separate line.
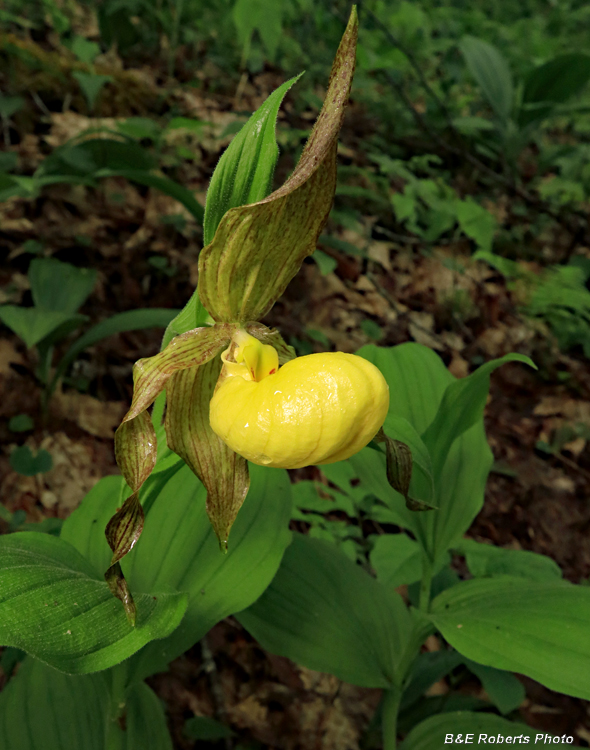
[0, 339, 25, 375]
[52, 390, 126, 438]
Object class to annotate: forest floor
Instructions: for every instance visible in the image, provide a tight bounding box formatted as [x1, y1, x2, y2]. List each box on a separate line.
[1, 58, 590, 749]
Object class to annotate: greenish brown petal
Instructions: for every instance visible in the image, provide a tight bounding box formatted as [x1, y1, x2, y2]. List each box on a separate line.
[105, 492, 145, 565]
[123, 324, 234, 423]
[115, 410, 157, 493]
[105, 561, 137, 626]
[104, 492, 144, 625]
[245, 322, 297, 365]
[197, 8, 358, 323]
[165, 357, 250, 550]
[375, 429, 433, 512]
[104, 325, 232, 621]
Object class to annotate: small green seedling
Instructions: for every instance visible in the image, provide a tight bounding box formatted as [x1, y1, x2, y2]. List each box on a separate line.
[0, 257, 179, 410]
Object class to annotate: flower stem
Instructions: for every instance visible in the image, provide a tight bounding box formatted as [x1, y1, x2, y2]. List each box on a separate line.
[382, 686, 401, 750]
[419, 549, 433, 613]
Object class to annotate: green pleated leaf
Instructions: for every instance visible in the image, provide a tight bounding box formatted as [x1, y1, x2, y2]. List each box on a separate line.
[454, 538, 562, 582]
[463, 659, 525, 715]
[421, 352, 535, 478]
[0, 657, 110, 749]
[124, 682, 173, 750]
[29, 258, 96, 315]
[400, 651, 463, 711]
[203, 73, 303, 246]
[165, 356, 250, 548]
[356, 344, 533, 561]
[238, 534, 415, 688]
[60, 462, 292, 683]
[399, 711, 560, 750]
[459, 35, 514, 122]
[198, 9, 357, 323]
[0, 306, 79, 349]
[0, 533, 187, 673]
[370, 534, 449, 590]
[430, 577, 590, 699]
[0, 659, 174, 749]
[520, 53, 590, 127]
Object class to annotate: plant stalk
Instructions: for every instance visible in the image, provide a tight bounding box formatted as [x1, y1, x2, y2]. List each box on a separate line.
[419, 550, 433, 613]
[381, 686, 401, 750]
[105, 662, 129, 749]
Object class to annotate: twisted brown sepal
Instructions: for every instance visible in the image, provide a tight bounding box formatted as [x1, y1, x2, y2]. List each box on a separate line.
[198, 8, 358, 323]
[375, 428, 433, 512]
[166, 356, 250, 551]
[105, 324, 234, 616]
[104, 493, 144, 626]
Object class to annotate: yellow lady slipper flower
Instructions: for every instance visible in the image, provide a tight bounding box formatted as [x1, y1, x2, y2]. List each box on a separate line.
[210, 332, 390, 469]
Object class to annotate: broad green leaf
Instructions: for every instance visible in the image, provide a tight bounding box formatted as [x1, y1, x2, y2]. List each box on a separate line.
[291, 480, 355, 517]
[431, 577, 590, 699]
[399, 711, 559, 750]
[371, 534, 432, 589]
[70, 35, 100, 64]
[520, 53, 590, 127]
[313, 249, 338, 276]
[400, 651, 462, 711]
[0, 657, 110, 750]
[8, 414, 34, 432]
[455, 538, 562, 581]
[52, 307, 180, 391]
[184, 716, 235, 740]
[459, 36, 514, 122]
[10, 445, 53, 476]
[354, 344, 494, 558]
[0, 658, 173, 750]
[238, 534, 414, 688]
[0, 173, 30, 201]
[454, 199, 496, 253]
[198, 9, 357, 323]
[421, 352, 535, 478]
[29, 258, 97, 314]
[232, 0, 283, 61]
[72, 71, 112, 111]
[0, 93, 24, 119]
[61, 463, 292, 683]
[0, 306, 78, 348]
[39, 137, 155, 176]
[0, 533, 187, 673]
[124, 682, 173, 750]
[463, 659, 525, 715]
[203, 74, 303, 246]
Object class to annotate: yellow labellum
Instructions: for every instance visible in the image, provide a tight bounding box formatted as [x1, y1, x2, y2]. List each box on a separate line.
[210, 333, 389, 469]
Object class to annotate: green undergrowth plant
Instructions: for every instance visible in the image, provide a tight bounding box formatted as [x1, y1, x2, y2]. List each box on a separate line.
[0, 256, 179, 411]
[0, 11, 588, 749]
[475, 250, 590, 357]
